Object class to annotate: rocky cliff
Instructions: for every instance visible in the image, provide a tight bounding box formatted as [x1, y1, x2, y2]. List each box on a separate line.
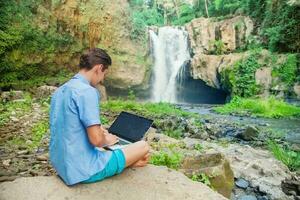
[35, 0, 151, 91]
[185, 16, 299, 99]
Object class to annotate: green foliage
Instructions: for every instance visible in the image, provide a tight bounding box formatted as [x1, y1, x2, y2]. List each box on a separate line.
[0, 1, 75, 89]
[210, 40, 226, 55]
[222, 52, 261, 97]
[268, 140, 300, 171]
[150, 150, 183, 169]
[0, 93, 32, 127]
[163, 128, 183, 139]
[191, 173, 212, 187]
[272, 54, 298, 87]
[194, 143, 204, 152]
[128, 90, 136, 101]
[214, 96, 300, 118]
[30, 120, 49, 149]
[172, 4, 195, 25]
[100, 115, 109, 125]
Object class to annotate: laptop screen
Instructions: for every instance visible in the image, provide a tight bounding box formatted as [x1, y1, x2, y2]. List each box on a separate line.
[108, 112, 153, 143]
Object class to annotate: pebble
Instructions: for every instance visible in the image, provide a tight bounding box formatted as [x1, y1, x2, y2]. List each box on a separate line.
[235, 178, 250, 189]
[17, 150, 29, 155]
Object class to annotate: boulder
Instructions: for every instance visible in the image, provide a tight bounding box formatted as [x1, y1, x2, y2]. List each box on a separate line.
[1, 91, 24, 102]
[200, 142, 293, 200]
[236, 126, 259, 141]
[255, 67, 272, 98]
[35, 85, 57, 99]
[0, 165, 227, 200]
[180, 152, 234, 199]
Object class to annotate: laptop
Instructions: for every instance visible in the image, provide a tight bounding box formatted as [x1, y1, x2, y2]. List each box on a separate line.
[103, 111, 153, 150]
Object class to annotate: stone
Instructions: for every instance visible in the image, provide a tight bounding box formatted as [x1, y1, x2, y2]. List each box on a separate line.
[36, 153, 49, 161]
[200, 141, 293, 200]
[255, 67, 272, 98]
[239, 195, 257, 200]
[180, 152, 234, 198]
[0, 176, 18, 182]
[0, 165, 227, 200]
[294, 83, 300, 99]
[237, 126, 259, 141]
[35, 85, 57, 99]
[1, 91, 24, 102]
[2, 159, 11, 168]
[17, 150, 29, 155]
[235, 178, 250, 189]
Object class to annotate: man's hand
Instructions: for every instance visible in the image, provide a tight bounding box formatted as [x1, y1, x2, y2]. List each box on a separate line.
[104, 133, 119, 146]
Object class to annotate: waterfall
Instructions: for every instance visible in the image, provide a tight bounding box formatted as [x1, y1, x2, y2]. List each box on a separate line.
[149, 27, 190, 103]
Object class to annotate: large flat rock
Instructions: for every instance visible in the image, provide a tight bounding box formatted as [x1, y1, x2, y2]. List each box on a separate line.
[0, 165, 227, 200]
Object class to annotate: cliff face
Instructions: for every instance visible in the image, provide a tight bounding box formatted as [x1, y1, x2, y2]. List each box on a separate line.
[35, 0, 151, 90]
[185, 16, 299, 99]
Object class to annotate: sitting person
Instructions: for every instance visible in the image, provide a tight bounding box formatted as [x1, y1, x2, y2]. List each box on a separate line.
[49, 48, 150, 185]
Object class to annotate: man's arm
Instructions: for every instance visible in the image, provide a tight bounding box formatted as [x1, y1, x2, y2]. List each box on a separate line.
[86, 125, 118, 147]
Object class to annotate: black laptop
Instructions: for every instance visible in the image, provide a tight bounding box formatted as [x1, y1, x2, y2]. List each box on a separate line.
[104, 111, 153, 150]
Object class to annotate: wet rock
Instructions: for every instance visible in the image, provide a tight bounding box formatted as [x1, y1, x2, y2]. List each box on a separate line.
[180, 152, 234, 198]
[235, 178, 250, 189]
[239, 195, 257, 200]
[237, 126, 259, 141]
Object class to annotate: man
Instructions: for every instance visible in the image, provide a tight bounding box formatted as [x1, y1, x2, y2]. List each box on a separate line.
[49, 48, 150, 186]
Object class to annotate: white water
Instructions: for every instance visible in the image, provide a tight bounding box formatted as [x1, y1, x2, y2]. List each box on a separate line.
[149, 27, 190, 103]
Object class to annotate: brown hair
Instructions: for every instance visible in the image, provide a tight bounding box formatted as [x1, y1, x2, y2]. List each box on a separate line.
[79, 48, 112, 71]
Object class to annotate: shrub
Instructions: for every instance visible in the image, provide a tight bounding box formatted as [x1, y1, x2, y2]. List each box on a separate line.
[150, 150, 183, 169]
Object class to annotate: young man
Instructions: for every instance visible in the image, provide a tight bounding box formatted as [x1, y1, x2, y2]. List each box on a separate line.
[49, 48, 150, 186]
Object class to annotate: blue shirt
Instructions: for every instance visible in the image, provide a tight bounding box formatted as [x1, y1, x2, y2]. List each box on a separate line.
[49, 73, 112, 185]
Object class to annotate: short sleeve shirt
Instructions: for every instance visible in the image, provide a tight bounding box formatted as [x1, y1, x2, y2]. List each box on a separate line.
[49, 73, 111, 185]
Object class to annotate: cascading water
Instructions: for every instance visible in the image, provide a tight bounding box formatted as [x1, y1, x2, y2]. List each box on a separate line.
[149, 27, 190, 103]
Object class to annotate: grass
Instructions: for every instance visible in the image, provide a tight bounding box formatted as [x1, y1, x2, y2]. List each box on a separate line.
[0, 93, 32, 127]
[150, 150, 183, 170]
[214, 96, 300, 118]
[191, 173, 212, 188]
[101, 99, 192, 118]
[30, 120, 49, 150]
[268, 140, 300, 171]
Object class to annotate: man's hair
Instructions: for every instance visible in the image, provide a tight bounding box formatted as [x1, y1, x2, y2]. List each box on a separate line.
[79, 48, 112, 71]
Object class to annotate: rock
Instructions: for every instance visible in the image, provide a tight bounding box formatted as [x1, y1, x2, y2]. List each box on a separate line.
[255, 67, 272, 98]
[1, 91, 24, 102]
[95, 84, 108, 102]
[235, 178, 250, 189]
[180, 152, 234, 198]
[17, 150, 29, 155]
[0, 165, 227, 200]
[2, 159, 11, 168]
[186, 16, 253, 54]
[282, 176, 300, 197]
[182, 137, 201, 149]
[36, 153, 49, 161]
[237, 126, 259, 141]
[200, 141, 293, 200]
[35, 85, 57, 99]
[239, 195, 257, 200]
[294, 83, 300, 99]
[0, 176, 18, 182]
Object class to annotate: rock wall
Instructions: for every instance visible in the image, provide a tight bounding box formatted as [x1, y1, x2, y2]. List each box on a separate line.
[186, 16, 253, 55]
[186, 16, 299, 99]
[34, 0, 151, 91]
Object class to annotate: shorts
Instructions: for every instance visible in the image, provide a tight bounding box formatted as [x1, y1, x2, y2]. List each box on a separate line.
[82, 149, 126, 183]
